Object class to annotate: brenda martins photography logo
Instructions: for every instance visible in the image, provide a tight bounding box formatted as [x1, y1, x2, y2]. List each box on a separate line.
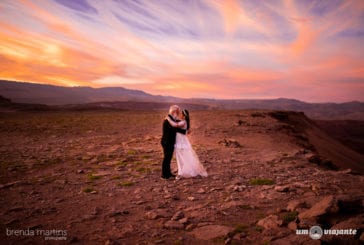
[6, 228, 67, 240]
[296, 225, 357, 240]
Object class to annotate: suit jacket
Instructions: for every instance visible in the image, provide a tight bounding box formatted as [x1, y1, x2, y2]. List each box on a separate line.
[161, 114, 186, 147]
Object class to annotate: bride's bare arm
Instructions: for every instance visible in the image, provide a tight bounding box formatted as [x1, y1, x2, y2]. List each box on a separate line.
[166, 117, 185, 128]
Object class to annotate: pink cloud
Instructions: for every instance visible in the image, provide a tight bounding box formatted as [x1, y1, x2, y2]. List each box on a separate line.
[0, 0, 363, 102]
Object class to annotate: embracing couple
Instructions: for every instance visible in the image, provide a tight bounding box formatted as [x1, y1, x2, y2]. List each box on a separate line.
[160, 105, 208, 180]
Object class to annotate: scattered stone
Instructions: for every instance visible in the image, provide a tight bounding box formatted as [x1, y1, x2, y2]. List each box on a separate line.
[164, 220, 184, 230]
[338, 168, 355, 174]
[178, 217, 189, 224]
[257, 215, 282, 229]
[292, 182, 311, 189]
[185, 224, 195, 231]
[197, 188, 206, 194]
[190, 225, 234, 240]
[221, 201, 245, 210]
[77, 169, 84, 174]
[232, 178, 244, 185]
[196, 222, 213, 227]
[109, 209, 129, 217]
[274, 185, 290, 192]
[311, 184, 319, 192]
[54, 198, 64, 203]
[145, 211, 158, 220]
[233, 185, 244, 192]
[187, 196, 195, 201]
[287, 221, 297, 231]
[224, 237, 232, 244]
[234, 232, 247, 240]
[145, 209, 170, 220]
[82, 214, 96, 221]
[171, 211, 184, 221]
[218, 139, 242, 148]
[54, 179, 67, 185]
[286, 199, 308, 212]
[212, 176, 220, 181]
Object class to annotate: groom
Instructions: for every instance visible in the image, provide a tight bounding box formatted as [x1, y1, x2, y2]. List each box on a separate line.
[161, 105, 186, 179]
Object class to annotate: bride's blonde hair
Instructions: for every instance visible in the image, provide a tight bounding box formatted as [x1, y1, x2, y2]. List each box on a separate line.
[169, 105, 180, 115]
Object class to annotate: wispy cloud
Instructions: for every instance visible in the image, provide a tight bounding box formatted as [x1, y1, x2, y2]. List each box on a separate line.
[0, 0, 363, 102]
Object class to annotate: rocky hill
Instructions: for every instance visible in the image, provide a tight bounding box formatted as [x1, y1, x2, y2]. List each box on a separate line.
[1, 80, 364, 119]
[0, 110, 363, 244]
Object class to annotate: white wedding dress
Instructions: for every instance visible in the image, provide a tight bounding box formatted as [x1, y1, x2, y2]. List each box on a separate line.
[170, 119, 208, 178]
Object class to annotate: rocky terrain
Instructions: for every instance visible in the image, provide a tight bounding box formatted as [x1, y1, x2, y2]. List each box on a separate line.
[0, 110, 363, 244]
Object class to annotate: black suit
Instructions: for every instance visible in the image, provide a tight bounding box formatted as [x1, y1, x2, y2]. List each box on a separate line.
[161, 114, 186, 178]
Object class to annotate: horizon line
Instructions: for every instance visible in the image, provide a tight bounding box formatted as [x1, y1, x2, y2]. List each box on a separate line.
[0, 79, 362, 104]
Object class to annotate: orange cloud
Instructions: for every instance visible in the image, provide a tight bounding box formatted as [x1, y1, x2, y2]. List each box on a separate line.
[0, 0, 363, 102]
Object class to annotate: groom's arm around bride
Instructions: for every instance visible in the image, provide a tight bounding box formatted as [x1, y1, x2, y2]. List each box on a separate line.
[160, 106, 186, 179]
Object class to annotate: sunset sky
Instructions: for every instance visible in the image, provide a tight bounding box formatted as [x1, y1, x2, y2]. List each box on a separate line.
[0, 0, 363, 102]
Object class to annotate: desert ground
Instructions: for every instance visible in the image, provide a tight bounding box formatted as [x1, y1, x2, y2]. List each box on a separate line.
[0, 110, 363, 244]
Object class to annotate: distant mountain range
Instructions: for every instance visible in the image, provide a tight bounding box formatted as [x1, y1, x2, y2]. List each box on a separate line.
[1, 80, 363, 120]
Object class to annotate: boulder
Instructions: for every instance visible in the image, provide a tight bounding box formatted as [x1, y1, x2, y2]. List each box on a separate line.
[190, 225, 233, 240]
[257, 215, 283, 229]
[298, 195, 338, 220]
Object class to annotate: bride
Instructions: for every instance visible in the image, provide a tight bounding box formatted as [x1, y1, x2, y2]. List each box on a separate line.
[166, 109, 208, 179]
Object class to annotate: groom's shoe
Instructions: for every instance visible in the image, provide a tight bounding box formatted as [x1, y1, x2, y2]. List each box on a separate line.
[169, 173, 176, 178]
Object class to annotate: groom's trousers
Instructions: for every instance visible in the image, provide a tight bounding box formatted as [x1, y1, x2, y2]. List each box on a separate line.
[162, 144, 174, 178]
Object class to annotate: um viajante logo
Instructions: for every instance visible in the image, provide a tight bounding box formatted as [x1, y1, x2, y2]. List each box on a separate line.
[296, 225, 357, 240]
